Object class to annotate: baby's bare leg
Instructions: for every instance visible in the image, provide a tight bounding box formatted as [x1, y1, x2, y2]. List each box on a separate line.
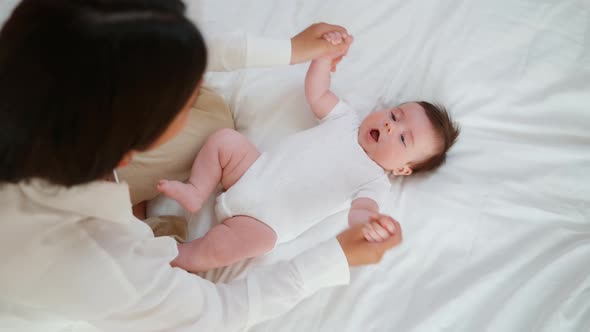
[175, 216, 276, 272]
[157, 128, 260, 213]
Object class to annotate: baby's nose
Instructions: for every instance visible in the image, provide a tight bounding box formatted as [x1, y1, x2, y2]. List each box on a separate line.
[384, 121, 393, 134]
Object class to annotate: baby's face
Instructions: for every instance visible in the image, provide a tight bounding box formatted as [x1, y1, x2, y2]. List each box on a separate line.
[358, 102, 440, 175]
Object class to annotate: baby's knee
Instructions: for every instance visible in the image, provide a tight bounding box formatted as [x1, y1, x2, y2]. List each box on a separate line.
[208, 128, 243, 146]
[253, 224, 277, 253]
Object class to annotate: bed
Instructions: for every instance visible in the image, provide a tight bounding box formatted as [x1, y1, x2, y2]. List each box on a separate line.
[3, 0, 586, 330]
[149, 0, 590, 331]
[150, 0, 590, 332]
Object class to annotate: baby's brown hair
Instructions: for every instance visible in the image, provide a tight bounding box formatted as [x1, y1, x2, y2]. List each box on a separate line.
[410, 102, 460, 173]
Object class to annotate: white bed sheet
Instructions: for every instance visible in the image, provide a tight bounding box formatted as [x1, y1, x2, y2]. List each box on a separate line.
[0, 0, 587, 331]
[156, 0, 589, 331]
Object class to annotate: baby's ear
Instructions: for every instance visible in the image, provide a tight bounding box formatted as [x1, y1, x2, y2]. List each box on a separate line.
[392, 166, 412, 176]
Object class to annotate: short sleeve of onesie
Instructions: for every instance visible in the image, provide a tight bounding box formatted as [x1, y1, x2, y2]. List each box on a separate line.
[319, 100, 351, 123]
[354, 176, 391, 206]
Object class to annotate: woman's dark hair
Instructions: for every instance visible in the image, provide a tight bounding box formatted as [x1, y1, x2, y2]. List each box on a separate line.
[0, 0, 207, 186]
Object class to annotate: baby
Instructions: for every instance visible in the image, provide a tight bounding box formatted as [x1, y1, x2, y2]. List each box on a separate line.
[158, 33, 460, 272]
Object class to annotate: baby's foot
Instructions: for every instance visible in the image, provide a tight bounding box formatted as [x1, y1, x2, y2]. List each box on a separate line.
[157, 180, 203, 214]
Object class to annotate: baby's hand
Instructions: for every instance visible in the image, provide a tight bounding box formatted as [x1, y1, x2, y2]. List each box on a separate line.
[290, 23, 351, 64]
[321, 31, 353, 72]
[362, 214, 397, 242]
[322, 31, 345, 45]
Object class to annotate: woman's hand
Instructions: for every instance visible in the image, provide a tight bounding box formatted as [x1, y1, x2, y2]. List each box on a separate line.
[337, 221, 403, 267]
[290, 22, 353, 65]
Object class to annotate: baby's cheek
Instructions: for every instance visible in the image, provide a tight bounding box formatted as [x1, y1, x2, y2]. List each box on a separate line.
[385, 147, 403, 169]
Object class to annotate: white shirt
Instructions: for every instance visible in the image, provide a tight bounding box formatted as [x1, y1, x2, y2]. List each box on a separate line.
[206, 33, 292, 72]
[0, 35, 349, 332]
[216, 101, 391, 243]
[0, 180, 349, 332]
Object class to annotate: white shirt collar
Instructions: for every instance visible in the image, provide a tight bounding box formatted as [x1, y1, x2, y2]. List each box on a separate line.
[17, 179, 135, 224]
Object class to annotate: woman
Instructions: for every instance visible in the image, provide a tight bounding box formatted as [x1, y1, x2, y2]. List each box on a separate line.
[0, 0, 403, 331]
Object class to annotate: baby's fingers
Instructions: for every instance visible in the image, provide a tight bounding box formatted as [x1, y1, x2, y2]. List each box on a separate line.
[363, 222, 389, 242]
[330, 31, 343, 44]
[330, 55, 343, 72]
[362, 224, 379, 242]
[323, 31, 343, 45]
[371, 222, 391, 240]
[312, 23, 348, 39]
[377, 216, 396, 234]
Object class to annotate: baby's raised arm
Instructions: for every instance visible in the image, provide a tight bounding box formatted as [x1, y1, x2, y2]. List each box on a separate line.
[304, 32, 352, 119]
[305, 56, 340, 120]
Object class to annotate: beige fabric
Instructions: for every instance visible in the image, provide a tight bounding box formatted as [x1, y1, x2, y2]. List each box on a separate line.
[117, 87, 234, 204]
[144, 215, 189, 243]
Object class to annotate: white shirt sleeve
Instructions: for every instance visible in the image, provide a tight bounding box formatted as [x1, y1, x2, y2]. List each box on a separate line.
[354, 176, 392, 207]
[319, 99, 350, 123]
[78, 221, 349, 332]
[206, 32, 292, 72]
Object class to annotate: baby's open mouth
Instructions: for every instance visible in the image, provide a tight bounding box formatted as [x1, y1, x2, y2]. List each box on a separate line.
[370, 129, 380, 142]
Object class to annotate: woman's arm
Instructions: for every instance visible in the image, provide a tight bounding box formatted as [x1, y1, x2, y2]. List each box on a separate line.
[206, 33, 291, 71]
[91, 238, 349, 331]
[89, 224, 400, 331]
[206, 23, 351, 72]
[1, 211, 400, 332]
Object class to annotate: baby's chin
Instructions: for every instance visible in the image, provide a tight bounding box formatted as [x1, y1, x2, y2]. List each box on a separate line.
[374, 160, 391, 171]
[358, 138, 373, 156]
[362, 148, 387, 170]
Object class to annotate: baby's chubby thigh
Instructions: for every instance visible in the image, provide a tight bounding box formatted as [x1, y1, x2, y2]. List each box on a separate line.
[220, 215, 278, 259]
[186, 214, 277, 271]
[211, 128, 261, 190]
[215, 192, 280, 253]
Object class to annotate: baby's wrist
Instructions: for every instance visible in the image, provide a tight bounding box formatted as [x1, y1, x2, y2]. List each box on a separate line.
[314, 55, 332, 64]
[348, 207, 372, 225]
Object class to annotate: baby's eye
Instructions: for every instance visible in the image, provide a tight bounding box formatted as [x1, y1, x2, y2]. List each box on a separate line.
[390, 112, 397, 121]
[400, 135, 406, 146]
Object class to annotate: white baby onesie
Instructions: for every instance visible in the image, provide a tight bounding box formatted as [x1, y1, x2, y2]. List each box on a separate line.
[216, 100, 391, 244]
